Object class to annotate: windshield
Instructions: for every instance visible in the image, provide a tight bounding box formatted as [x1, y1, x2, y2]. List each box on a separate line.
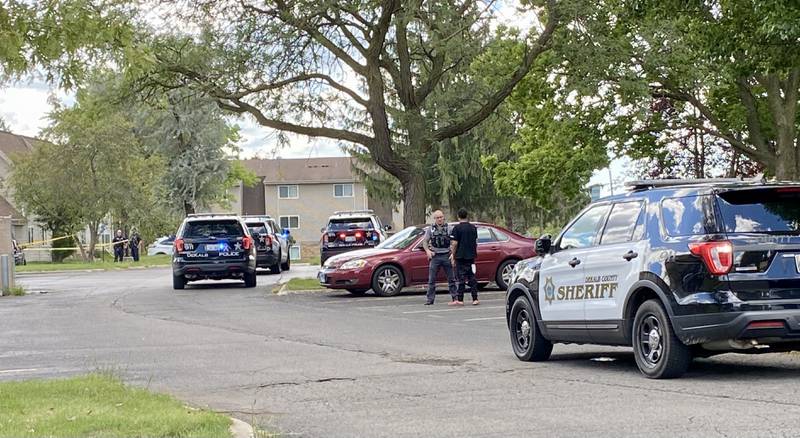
[377, 226, 424, 249]
[717, 188, 800, 234]
[246, 223, 269, 235]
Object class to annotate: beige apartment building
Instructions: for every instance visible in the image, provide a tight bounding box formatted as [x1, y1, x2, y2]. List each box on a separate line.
[0, 131, 51, 262]
[234, 157, 403, 259]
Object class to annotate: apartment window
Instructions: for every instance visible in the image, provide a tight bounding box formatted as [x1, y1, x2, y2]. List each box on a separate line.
[334, 183, 354, 198]
[279, 215, 300, 229]
[278, 185, 299, 199]
[289, 245, 301, 260]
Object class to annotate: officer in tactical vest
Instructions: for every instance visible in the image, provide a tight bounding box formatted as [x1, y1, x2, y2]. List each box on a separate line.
[422, 210, 458, 305]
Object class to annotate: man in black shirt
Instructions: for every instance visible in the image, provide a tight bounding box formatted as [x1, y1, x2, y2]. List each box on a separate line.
[450, 208, 479, 305]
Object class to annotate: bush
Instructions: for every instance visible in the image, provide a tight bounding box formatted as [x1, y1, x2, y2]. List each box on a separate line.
[52, 235, 76, 262]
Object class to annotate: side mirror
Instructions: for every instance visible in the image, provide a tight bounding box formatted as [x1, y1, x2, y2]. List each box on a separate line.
[320, 227, 325, 233]
[384, 224, 392, 231]
[535, 234, 552, 256]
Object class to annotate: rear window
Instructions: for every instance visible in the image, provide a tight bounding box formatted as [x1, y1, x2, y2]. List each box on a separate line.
[717, 188, 800, 234]
[661, 195, 716, 236]
[327, 218, 374, 231]
[183, 220, 244, 239]
[246, 222, 270, 235]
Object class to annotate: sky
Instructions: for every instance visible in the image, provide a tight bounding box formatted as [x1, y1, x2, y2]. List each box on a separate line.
[0, 0, 625, 195]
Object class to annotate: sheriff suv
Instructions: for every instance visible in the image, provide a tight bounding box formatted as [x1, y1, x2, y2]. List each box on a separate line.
[506, 178, 800, 379]
[320, 210, 391, 264]
[172, 213, 257, 289]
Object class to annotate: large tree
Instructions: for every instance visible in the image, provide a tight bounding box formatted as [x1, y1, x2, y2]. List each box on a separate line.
[137, 0, 562, 225]
[0, 0, 136, 87]
[556, 0, 800, 180]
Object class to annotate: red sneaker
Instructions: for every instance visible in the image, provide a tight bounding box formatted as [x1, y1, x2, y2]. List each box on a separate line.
[447, 301, 458, 306]
[456, 301, 465, 306]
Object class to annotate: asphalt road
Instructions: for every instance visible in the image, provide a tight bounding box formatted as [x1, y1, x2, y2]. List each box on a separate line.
[5, 266, 800, 437]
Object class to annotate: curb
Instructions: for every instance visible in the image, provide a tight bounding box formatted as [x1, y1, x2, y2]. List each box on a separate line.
[230, 417, 255, 438]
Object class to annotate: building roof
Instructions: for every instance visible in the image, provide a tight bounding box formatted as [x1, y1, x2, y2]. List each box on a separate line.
[241, 157, 357, 184]
[0, 130, 38, 163]
[0, 195, 25, 224]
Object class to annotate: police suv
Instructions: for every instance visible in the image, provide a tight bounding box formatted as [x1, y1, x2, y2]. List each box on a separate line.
[172, 213, 257, 289]
[506, 178, 800, 378]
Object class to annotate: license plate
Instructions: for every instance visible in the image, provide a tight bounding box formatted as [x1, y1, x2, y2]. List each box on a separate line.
[205, 243, 227, 252]
[345, 236, 356, 242]
[318, 272, 326, 283]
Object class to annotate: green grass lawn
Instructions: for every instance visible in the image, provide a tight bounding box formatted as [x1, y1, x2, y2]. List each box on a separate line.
[0, 373, 231, 438]
[283, 277, 326, 291]
[16, 254, 172, 273]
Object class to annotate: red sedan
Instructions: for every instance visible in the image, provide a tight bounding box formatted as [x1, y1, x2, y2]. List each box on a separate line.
[318, 223, 535, 296]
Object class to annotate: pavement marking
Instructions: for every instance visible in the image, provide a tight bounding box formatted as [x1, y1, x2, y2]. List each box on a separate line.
[463, 316, 506, 322]
[402, 305, 504, 314]
[0, 368, 40, 374]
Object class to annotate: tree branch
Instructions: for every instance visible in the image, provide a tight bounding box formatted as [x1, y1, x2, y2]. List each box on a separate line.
[217, 98, 375, 148]
[431, 0, 559, 142]
[230, 73, 369, 107]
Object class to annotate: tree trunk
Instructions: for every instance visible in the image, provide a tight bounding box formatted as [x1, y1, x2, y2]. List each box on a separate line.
[401, 172, 427, 226]
[184, 202, 195, 216]
[87, 221, 98, 262]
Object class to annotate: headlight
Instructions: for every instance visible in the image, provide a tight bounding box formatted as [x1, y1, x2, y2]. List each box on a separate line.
[340, 259, 367, 270]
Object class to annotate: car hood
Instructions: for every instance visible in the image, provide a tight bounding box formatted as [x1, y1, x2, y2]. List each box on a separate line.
[324, 247, 401, 268]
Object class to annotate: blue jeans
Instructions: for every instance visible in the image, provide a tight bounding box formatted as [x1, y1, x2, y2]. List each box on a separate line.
[427, 253, 457, 303]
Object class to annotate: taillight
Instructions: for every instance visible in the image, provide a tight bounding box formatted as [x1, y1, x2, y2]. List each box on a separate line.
[243, 236, 253, 250]
[688, 241, 733, 275]
[355, 232, 362, 239]
[174, 238, 184, 252]
[264, 235, 272, 246]
[339, 233, 346, 240]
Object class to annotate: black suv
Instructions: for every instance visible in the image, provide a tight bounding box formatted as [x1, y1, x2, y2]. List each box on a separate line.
[243, 215, 291, 274]
[506, 178, 800, 378]
[320, 210, 391, 264]
[172, 213, 257, 289]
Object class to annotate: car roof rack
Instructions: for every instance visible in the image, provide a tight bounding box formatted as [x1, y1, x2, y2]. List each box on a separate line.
[332, 209, 374, 216]
[625, 175, 766, 191]
[242, 214, 273, 219]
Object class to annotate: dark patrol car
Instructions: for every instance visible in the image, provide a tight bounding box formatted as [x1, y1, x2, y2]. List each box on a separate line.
[320, 210, 391, 264]
[172, 213, 257, 289]
[507, 178, 800, 378]
[243, 215, 291, 274]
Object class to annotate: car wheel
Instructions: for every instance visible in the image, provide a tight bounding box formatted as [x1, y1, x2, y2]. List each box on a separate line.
[270, 251, 282, 274]
[371, 265, 404, 297]
[632, 299, 692, 379]
[172, 274, 185, 290]
[495, 259, 518, 290]
[509, 295, 552, 361]
[347, 288, 369, 296]
[244, 271, 257, 288]
[281, 252, 291, 271]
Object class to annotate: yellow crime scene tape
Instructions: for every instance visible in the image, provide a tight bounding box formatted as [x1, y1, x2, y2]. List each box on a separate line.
[19, 234, 76, 248]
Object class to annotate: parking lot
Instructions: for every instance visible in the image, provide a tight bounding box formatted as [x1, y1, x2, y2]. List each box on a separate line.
[4, 267, 800, 437]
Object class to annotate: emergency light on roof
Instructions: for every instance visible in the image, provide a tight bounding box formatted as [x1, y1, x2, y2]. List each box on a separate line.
[625, 174, 767, 191]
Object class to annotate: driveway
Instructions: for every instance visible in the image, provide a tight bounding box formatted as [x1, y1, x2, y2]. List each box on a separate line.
[5, 267, 800, 437]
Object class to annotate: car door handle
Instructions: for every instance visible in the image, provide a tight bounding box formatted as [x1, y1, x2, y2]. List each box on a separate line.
[568, 258, 581, 268]
[623, 251, 638, 261]
[490, 246, 499, 251]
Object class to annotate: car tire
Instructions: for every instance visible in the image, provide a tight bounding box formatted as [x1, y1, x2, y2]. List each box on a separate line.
[509, 295, 552, 361]
[270, 251, 282, 275]
[172, 274, 185, 290]
[632, 299, 692, 379]
[347, 288, 369, 296]
[244, 271, 257, 288]
[495, 259, 518, 290]
[281, 252, 291, 271]
[371, 265, 404, 297]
